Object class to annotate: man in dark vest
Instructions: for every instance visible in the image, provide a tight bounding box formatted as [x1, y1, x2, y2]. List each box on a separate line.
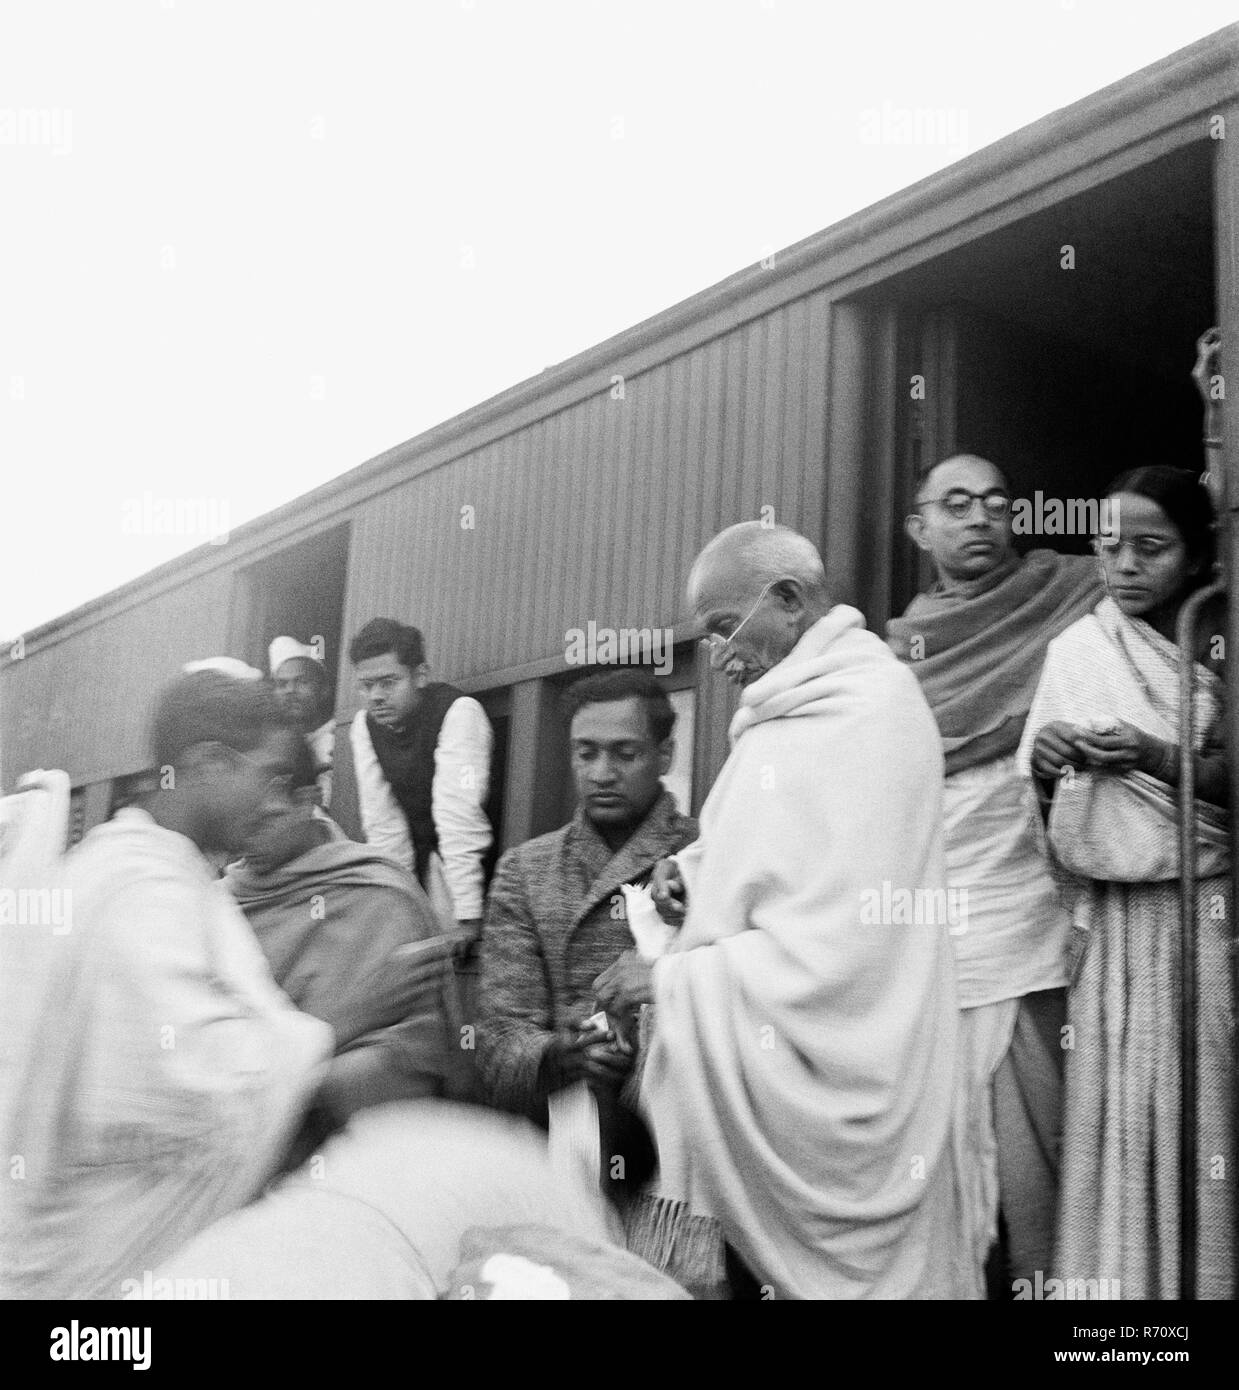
[347, 618, 493, 947]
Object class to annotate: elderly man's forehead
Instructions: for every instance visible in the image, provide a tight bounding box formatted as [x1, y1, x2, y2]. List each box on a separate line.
[688, 550, 758, 611]
[924, 457, 1007, 494]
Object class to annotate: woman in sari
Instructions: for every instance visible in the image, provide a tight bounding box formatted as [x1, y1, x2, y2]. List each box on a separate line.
[1017, 466, 1232, 1299]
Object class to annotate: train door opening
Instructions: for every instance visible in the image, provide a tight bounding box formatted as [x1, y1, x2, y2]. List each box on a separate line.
[863, 138, 1217, 616]
[475, 684, 510, 883]
[231, 523, 352, 713]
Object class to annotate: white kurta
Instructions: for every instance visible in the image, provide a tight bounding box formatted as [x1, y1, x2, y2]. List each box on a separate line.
[643, 608, 972, 1299]
[941, 754, 1070, 1007]
[308, 718, 335, 807]
[350, 698, 493, 921]
[0, 809, 331, 1299]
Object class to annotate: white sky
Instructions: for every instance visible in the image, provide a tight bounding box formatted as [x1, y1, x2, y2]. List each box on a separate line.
[2, 0, 1235, 639]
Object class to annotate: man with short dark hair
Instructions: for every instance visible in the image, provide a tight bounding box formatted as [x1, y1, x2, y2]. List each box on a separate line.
[1, 669, 447, 1299]
[887, 453, 1103, 1289]
[477, 669, 696, 1135]
[346, 617, 494, 941]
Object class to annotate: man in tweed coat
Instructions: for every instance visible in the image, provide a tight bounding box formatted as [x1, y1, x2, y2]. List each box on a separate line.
[477, 669, 697, 1126]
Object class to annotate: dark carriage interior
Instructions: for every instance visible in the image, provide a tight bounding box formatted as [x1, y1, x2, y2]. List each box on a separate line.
[238, 522, 352, 714]
[882, 140, 1216, 571]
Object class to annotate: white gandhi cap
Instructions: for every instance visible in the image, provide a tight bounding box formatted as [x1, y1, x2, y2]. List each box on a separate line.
[268, 636, 323, 678]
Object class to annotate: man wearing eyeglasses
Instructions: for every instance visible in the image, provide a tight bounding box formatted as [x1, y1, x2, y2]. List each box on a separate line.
[887, 453, 1103, 1293]
[344, 617, 494, 952]
[596, 521, 970, 1299]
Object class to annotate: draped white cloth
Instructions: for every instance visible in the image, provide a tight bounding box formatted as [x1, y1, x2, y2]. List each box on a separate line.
[0, 809, 331, 1299]
[951, 997, 1020, 1284]
[0, 770, 73, 1165]
[155, 1102, 619, 1299]
[1017, 597, 1233, 1298]
[643, 608, 972, 1299]
[941, 756, 1070, 1008]
[1016, 597, 1221, 786]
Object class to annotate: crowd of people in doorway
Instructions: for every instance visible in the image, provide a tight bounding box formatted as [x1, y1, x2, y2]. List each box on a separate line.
[0, 449, 1232, 1299]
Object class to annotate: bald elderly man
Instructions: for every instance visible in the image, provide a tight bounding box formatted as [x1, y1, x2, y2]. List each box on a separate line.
[596, 522, 970, 1299]
[887, 455, 1101, 1290]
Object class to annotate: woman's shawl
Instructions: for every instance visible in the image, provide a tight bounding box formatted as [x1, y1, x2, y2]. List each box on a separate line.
[227, 838, 459, 1110]
[1015, 596, 1227, 876]
[643, 608, 972, 1299]
[887, 550, 1103, 774]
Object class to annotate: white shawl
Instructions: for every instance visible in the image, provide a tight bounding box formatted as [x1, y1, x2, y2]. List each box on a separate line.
[0, 809, 331, 1299]
[1015, 597, 1227, 882]
[1016, 597, 1222, 775]
[643, 608, 968, 1299]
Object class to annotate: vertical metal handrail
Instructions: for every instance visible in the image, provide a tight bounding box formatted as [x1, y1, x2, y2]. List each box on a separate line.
[1175, 577, 1226, 1302]
[1211, 93, 1239, 1305]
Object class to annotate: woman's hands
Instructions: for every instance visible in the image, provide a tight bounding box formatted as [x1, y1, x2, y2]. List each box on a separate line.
[1030, 721, 1092, 779]
[1030, 719, 1165, 780]
[1071, 721, 1162, 775]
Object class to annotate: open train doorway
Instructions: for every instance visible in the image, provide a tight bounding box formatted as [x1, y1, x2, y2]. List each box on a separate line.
[867, 138, 1216, 613]
[230, 522, 352, 712]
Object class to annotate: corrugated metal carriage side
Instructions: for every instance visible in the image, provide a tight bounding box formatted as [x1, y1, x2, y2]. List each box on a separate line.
[0, 25, 1235, 868]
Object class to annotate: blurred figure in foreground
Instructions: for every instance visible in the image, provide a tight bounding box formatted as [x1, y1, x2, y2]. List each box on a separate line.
[154, 1101, 690, 1299]
[0, 670, 446, 1299]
